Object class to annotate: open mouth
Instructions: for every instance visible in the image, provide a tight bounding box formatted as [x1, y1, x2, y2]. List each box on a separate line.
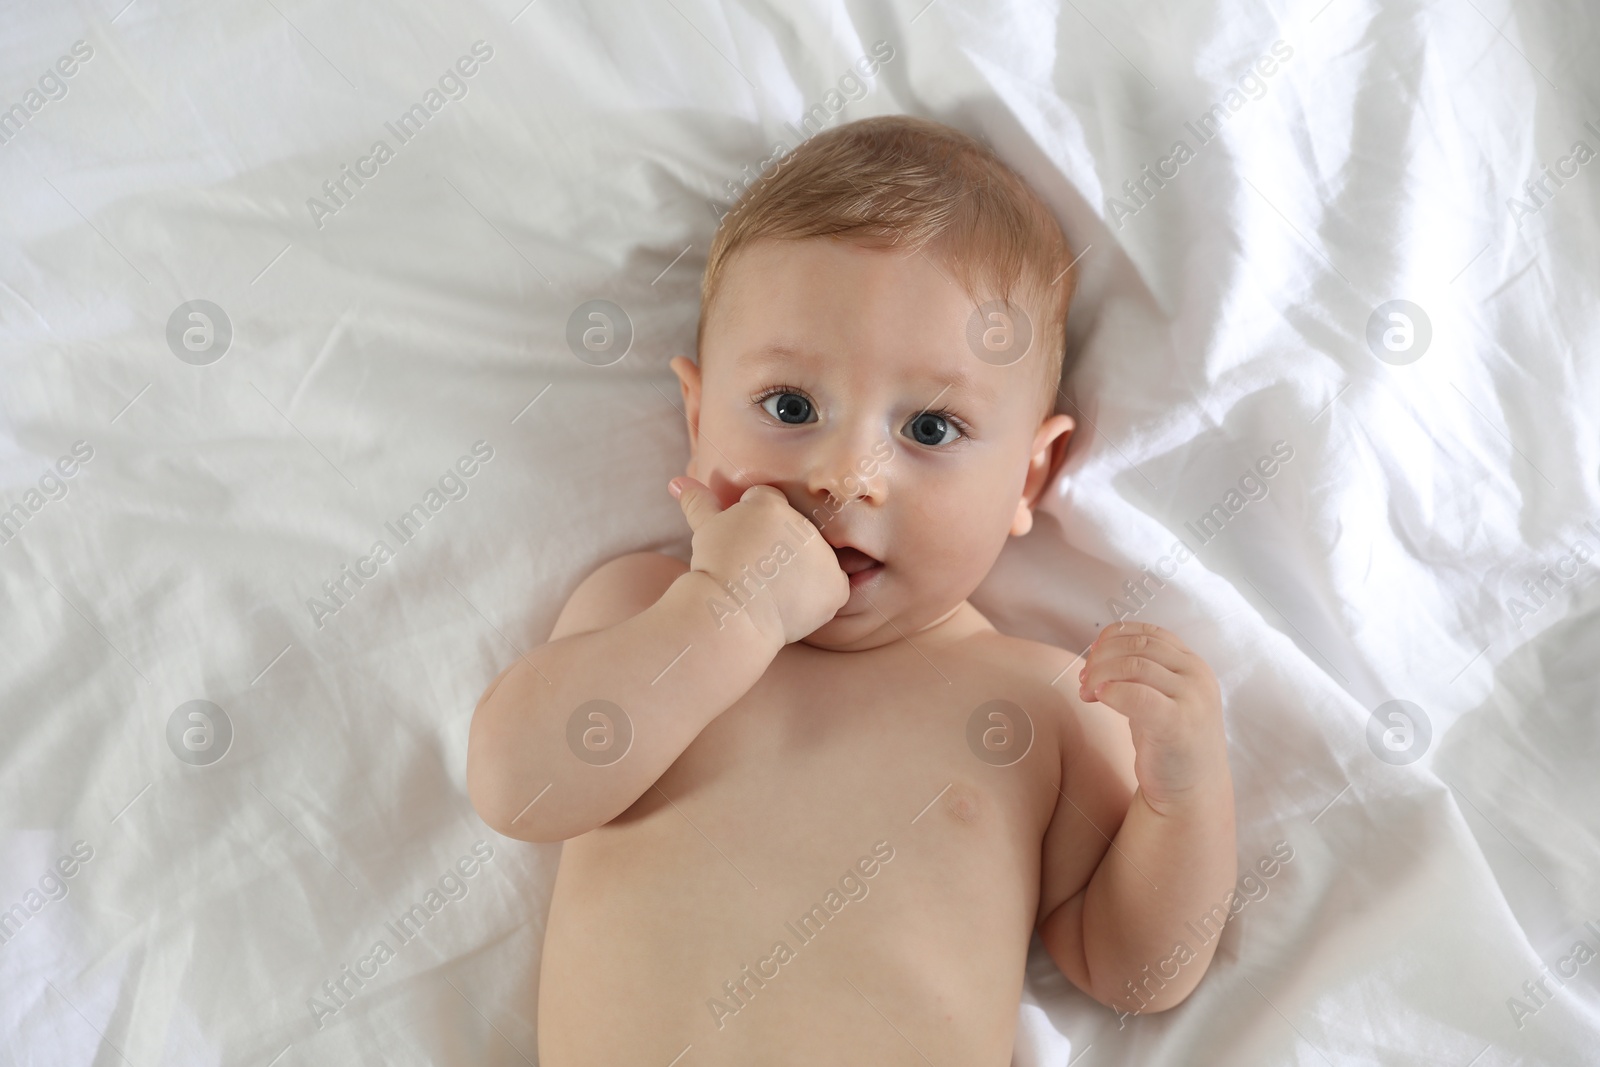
[833, 546, 884, 586]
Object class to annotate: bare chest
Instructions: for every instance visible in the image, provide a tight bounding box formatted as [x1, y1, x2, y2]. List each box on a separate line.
[601, 639, 1062, 895]
[541, 638, 1069, 1064]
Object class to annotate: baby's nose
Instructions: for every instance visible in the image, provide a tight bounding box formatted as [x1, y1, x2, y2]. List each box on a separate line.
[805, 433, 887, 510]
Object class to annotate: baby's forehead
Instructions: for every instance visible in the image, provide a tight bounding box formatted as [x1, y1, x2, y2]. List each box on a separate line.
[709, 239, 1016, 345]
[725, 234, 1007, 299]
[705, 241, 1044, 395]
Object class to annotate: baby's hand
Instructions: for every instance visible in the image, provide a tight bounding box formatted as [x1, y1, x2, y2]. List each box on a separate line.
[671, 477, 850, 646]
[1078, 621, 1226, 814]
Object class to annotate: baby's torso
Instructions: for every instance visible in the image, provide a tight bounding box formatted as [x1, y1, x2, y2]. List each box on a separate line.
[538, 609, 1076, 1066]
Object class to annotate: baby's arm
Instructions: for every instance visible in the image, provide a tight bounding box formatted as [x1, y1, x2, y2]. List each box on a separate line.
[467, 478, 847, 844]
[467, 551, 781, 842]
[1036, 621, 1237, 1018]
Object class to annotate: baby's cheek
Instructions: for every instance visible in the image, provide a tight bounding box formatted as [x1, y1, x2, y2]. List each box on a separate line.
[930, 536, 999, 591]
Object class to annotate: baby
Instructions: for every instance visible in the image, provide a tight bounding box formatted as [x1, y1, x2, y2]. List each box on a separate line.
[468, 115, 1237, 1064]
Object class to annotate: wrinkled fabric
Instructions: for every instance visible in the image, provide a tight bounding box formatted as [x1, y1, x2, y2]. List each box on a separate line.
[2, 0, 1597, 1064]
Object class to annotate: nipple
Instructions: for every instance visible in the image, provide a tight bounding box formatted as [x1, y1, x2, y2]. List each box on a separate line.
[943, 782, 982, 823]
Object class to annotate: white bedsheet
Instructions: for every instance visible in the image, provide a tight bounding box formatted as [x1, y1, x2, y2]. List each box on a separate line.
[3, 0, 1598, 1063]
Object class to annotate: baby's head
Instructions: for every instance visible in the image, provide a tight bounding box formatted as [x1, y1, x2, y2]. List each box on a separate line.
[671, 115, 1079, 651]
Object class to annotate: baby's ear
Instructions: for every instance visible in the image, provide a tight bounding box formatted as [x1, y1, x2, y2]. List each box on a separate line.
[1037, 414, 1075, 483]
[668, 355, 704, 462]
[1012, 414, 1075, 536]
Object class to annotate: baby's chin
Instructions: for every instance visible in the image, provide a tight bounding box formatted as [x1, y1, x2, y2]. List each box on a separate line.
[798, 589, 891, 651]
[797, 619, 874, 652]
[798, 585, 967, 653]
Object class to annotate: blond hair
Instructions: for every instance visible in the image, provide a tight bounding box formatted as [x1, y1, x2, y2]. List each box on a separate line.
[698, 114, 1076, 417]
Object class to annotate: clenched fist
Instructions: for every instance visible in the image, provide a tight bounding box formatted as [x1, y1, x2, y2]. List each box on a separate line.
[671, 477, 850, 646]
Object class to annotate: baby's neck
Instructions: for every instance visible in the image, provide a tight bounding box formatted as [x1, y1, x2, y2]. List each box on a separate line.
[799, 599, 991, 654]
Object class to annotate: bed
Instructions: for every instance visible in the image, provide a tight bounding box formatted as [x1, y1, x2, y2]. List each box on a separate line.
[3, 0, 1598, 1063]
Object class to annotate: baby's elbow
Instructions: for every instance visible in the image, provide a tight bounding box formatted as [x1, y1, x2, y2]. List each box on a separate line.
[464, 683, 630, 843]
[464, 745, 516, 838]
[1089, 961, 1209, 1019]
[1101, 982, 1197, 1017]
[466, 759, 566, 843]
[466, 701, 556, 843]
[478, 806, 563, 844]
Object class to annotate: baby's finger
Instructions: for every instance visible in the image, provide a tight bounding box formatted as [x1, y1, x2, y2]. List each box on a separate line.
[1092, 620, 1194, 656]
[738, 483, 786, 507]
[1091, 680, 1176, 720]
[671, 476, 725, 532]
[1080, 652, 1184, 702]
[1086, 631, 1191, 676]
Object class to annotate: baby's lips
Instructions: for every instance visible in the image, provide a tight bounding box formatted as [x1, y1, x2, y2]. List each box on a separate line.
[832, 545, 880, 576]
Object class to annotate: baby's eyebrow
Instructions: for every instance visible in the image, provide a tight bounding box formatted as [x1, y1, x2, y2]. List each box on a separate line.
[743, 343, 999, 405]
[741, 342, 818, 370]
[913, 368, 998, 406]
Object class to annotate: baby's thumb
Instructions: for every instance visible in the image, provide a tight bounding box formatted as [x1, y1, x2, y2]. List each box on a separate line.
[670, 477, 723, 531]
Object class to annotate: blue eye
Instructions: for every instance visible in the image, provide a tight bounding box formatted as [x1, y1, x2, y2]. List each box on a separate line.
[759, 390, 815, 424]
[904, 411, 962, 447]
[754, 387, 969, 446]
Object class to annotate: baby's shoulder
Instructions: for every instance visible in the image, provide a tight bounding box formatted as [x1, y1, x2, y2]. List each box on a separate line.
[952, 628, 1087, 718]
[958, 626, 1083, 681]
[977, 630, 1141, 774]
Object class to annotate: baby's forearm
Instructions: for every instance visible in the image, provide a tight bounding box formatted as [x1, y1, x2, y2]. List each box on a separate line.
[467, 569, 782, 842]
[1080, 773, 1237, 1015]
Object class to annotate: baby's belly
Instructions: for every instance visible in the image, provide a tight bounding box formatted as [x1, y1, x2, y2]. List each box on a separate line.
[536, 742, 1050, 1065]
